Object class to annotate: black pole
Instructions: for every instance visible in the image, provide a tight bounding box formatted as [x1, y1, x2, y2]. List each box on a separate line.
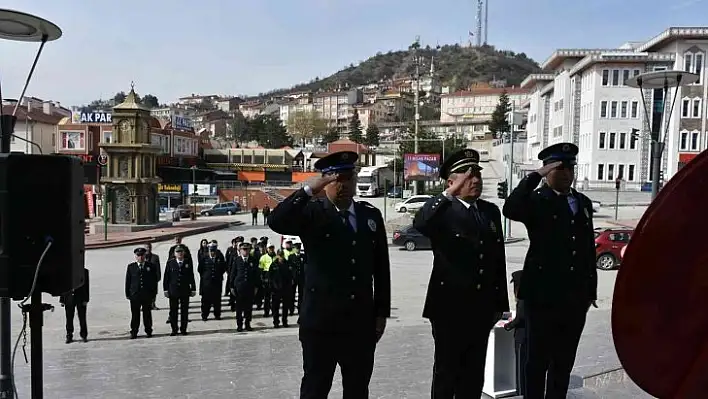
[0, 113, 16, 399]
[29, 289, 43, 399]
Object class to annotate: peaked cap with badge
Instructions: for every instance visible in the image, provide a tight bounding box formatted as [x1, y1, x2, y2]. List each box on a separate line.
[440, 148, 484, 180]
[537, 142, 578, 166]
[134, 247, 147, 256]
[314, 151, 358, 174]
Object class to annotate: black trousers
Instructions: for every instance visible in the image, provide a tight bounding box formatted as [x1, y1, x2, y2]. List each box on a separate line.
[256, 284, 271, 314]
[130, 298, 153, 335]
[299, 327, 377, 399]
[297, 280, 304, 312]
[168, 295, 190, 332]
[235, 289, 255, 327]
[201, 290, 222, 319]
[430, 316, 495, 398]
[515, 335, 527, 396]
[524, 303, 587, 399]
[271, 288, 293, 325]
[64, 299, 88, 338]
[251, 214, 258, 225]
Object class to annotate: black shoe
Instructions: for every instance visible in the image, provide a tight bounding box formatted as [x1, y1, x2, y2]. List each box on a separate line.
[274, 324, 281, 329]
[202, 317, 208, 322]
[166, 319, 171, 324]
[237, 326, 244, 332]
[130, 334, 137, 339]
[289, 312, 294, 316]
[81, 336, 88, 343]
[65, 336, 73, 344]
[245, 324, 253, 331]
[170, 331, 178, 337]
[283, 323, 289, 328]
[214, 316, 221, 321]
[146, 332, 153, 338]
[264, 312, 270, 318]
[181, 331, 189, 336]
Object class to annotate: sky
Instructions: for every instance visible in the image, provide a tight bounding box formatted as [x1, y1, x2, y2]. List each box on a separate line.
[2, 0, 707, 107]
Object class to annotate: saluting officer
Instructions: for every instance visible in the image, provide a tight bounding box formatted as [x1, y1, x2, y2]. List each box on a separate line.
[163, 245, 196, 336]
[125, 247, 159, 339]
[198, 242, 227, 321]
[502, 142, 598, 399]
[413, 149, 509, 398]
[268, 151, 391, 399]
[230, 242, 260, 332]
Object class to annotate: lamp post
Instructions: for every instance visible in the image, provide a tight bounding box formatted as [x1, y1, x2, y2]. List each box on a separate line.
[626, 70, 698, 200]
[190, 165, 197, 220]
[0, 8, 62, 399]
[445, 111, 465, 147]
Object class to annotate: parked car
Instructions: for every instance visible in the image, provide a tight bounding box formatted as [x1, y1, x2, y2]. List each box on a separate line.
[200, 202, 240, 216]
[591, 201, 601, 213]
[175, 205, 194, 218]
[387, 186, 403, 198]
[392, 225, 431, 251]
[594, 227, 632, 270]
[394, 195, 432, 213]
[280, 235, 305, 252]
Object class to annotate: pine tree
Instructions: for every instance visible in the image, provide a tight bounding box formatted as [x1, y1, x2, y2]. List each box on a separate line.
[320, 127, 340, 145]
[364, 123, 380, 147]
[488, 91, 511, 139]
[348, 109, 363, 143]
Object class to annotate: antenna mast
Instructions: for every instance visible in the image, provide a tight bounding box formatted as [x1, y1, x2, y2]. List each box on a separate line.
[475, 0, 483, 47]
[484, 0, 488, 45]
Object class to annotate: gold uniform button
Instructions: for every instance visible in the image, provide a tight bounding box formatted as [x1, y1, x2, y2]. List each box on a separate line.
[351, 276, 356, 281]
[350, 294, 355, 300]
[440, 281, 445, 286]
[476, 284, 481, 290]
[571, 220, 575, 225]
[351, 259, 356, 264]
[479, 269, 484, 275]
[572, 251, 576, 255]
[479, 254, 484, 259]
[572, 236, 576, 240]
[570, 267, 574, 271]
[352, 240, 356, 246]
[553, 215, 557, 219]
[479, 240, 483, 245]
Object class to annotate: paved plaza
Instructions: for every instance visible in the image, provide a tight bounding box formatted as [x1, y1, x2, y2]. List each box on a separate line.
[8, 198, 653, 398]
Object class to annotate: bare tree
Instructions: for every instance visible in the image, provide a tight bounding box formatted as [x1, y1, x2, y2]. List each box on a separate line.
[287, 110, 328, 147]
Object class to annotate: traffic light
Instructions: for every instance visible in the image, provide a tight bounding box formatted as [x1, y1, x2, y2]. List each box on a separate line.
[497, 180, 509, 199]
[193, 184, 198, 193]
[0, 153, 85, 299]
[630, 128, 640, 144]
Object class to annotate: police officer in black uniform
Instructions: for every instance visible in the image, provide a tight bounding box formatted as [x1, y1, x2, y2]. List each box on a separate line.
[163, 245, 196, 336]
[61, 267, 90, 343]
[268, 151, 391, 399]
[269, 249, 294, 328]
[289, 243, 305, 315]
[198, 242, 227, 321]
[125, 247, 158, 339]
[413, 149, 509, 398]
[230, 242, 260, 332]
[502, 142, 598, 399]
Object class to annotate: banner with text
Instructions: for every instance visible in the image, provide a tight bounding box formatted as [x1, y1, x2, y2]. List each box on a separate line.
[404, 153, 440, 181]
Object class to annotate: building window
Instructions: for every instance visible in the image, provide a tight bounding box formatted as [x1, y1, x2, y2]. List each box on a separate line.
[599, 132, 606, 149]
[633, 69, 641, 77]
[628, 165, 635, 181]
[629, 132, 637, 150]
[631, 101, 639, 118]
[600, 101, 608, 118]
[612, 70, 620, 86]
[602, 70, 609, 86]
[597, 164, 605, 180]
[618, 164, 625, 180]
[693, 99, 702, 118]
[691, 131, 700, 151]
[60, 131, 84, 150]
[610, 101, 618, 118]
[682, 98, 691, 118]
[684, 53, 693, 72]
[607, 164, 615, 180]
[620, 101, 628, 118]
[103, 131, 112, 144]
[685, 52, 705, 85]
[609, 132, 616, 149]
[619, 132, 627, 149]
[680, 130, 689, 150]
[622, 70, 630, 86]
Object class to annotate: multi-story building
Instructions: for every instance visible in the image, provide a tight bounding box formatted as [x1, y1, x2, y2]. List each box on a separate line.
[373, 91, 415, 123]
[312, 90, 363, 131]
[2, 100, 66, 155]
[522, 27, 708, 189]
[215, 97, 243, 113]
[440, 86, 530, 137]
[177, 94, 220, 107]
[353, 101, 388, 131]
[279, 97, 315, 126]
[239, 100, 265, 119]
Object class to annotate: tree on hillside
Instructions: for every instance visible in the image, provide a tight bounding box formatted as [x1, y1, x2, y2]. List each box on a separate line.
[245, 114, 292, 148]
[348, 109, 363, 143]
[287, 110, 327, 147]
[141, 94, 160, 108]
[113, 92, 127, 104]
[229, 111, 249, 145]
[364, 123, 380, 147]
[321, 127, 340, 145]
[488, 91, 511, 139]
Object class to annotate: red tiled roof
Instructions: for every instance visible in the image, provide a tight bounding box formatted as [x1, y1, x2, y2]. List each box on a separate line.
[2, 105, 64, 125]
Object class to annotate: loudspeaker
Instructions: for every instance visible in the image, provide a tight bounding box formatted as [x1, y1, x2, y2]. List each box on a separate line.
[0, 153, 85, 299]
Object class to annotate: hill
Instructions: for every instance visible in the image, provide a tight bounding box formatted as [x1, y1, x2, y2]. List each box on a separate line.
[259, 43, 542, 97]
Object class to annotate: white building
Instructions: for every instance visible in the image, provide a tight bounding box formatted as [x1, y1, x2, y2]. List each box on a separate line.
[440, 86, 530, 137]
[522, 27, 708, 190]
[1, 102, 63, 154]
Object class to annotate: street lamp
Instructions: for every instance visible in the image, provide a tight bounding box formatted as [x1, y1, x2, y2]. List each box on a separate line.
[444, 111, 465, 147]
[191, 165, 198, 220]
[0, 8, 62, 399]
[626, 70, 698, 200]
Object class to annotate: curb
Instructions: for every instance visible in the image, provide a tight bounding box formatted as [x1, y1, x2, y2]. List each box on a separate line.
[599, 203, 650, 208]
[86, 221, 245, 250]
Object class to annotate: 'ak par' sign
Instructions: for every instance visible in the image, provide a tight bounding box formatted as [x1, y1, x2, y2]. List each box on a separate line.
[71, 111, 112, 124]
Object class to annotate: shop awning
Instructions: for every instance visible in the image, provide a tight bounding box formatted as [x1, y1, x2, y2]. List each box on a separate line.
[206, 163, 289, 170]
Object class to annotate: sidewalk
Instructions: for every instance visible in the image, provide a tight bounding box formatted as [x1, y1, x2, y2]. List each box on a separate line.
[85, 219, 245, 249]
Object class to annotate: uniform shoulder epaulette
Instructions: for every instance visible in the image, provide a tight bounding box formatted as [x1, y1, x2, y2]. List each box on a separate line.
[358, 201, 376, 209]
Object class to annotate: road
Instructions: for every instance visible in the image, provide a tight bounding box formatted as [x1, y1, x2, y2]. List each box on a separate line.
[8, 204, 648, 397]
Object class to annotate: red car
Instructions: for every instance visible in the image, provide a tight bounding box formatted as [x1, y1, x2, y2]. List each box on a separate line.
[594, 228, 633, 270]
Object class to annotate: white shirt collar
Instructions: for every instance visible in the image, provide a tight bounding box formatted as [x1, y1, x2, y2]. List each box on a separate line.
[334, 201, 356, 216]
[456, 197, 477, 209]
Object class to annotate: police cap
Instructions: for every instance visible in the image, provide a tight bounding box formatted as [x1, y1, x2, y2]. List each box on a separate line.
[174, 245, 185, 253]
[134, 247, 147, 256]
[314, 151, 358, 175]
[440, 149, 483, 180]
[538, 142, 578, 166]
[208, 242, 218, 250]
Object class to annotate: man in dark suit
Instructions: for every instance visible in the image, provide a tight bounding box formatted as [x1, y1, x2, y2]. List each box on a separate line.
[268, 151, 391, 399]
[198, 242, 227, 321]
[125, 247, 159, 339]
[168, 235, 193, 265]
[230, 242, 260, 332]
[144, 243, 161, 310]
[163, 245, 196, 336]
[413, 148, 509, 398]
[503, 142, 598, 399]
[61, 267, 90, 343]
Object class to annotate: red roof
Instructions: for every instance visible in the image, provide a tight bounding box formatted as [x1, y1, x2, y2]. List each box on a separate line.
[2, 105, 64, 125]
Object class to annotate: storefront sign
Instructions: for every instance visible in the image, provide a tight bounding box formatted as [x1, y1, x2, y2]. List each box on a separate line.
[71, 111, 112, 124]
[185, 184, 216, 196]
[71, 154, 94, 163]
[172, 115, 193, 131]
[158, 184, 182, 193]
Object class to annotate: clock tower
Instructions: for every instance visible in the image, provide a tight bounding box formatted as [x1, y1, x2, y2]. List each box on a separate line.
[99, 83, 163, 227]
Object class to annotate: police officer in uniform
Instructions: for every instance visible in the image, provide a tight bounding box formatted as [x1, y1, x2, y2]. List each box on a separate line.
[125, 247, 158, 339]
[268, 151, 391, 399]
[502, 142, 598, 399]
[289, 243, 305, 315]
[413, 149, 509, 398]
[163, 245, 196, 336]
[230, 242, 260, 332]
[198, 243, 227, 321]
[269, 249, 294, 328]
[61, 267, 90, 343]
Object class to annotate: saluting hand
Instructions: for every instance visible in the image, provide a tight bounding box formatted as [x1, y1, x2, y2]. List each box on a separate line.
[445, 168, 473, 197]
[536, 161, 563, 177]
[309, 174, 339, 195]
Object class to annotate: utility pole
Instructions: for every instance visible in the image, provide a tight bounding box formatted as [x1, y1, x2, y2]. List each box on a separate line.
[413, 55, 421, 195]
[506, 102, 515, 238]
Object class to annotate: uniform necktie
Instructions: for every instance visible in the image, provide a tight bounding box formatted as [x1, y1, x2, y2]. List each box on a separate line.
[339, 210, 354, 232]
[469, 204, 483, 225]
